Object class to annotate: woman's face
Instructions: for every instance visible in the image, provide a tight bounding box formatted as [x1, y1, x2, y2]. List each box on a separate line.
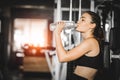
[76, 13, 94, 33]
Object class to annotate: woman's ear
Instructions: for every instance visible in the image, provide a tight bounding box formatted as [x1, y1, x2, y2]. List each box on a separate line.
[90, 23, 96, 29]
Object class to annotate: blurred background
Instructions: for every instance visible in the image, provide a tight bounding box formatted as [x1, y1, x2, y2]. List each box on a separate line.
[0, 0, 120, 80]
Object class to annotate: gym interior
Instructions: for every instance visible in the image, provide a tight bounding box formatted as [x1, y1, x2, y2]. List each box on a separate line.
[0, 0, 120, 80]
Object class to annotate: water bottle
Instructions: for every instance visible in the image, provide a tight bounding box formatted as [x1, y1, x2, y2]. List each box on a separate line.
[50, 21, 77, 31]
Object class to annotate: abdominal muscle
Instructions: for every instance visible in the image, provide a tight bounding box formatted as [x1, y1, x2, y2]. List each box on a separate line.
[74, 66, 97, 80]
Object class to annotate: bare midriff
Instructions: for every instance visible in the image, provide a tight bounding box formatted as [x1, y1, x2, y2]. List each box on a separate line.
[74, 66, 97, 80]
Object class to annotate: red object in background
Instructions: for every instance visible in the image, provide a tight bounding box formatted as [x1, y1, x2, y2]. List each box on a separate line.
[22, 43, 55, 57]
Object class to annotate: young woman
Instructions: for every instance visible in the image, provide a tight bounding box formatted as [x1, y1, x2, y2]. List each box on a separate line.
[54, 11, 104, 80]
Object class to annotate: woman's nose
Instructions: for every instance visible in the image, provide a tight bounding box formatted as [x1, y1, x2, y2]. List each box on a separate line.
[76, 22, 79, 25]
[77, 20, 80, 24]
[77, 21, 80, 25]
[76, 23, 79, 27]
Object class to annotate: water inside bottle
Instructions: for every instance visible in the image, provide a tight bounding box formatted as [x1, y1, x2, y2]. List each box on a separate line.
[64, 21, 77, 30]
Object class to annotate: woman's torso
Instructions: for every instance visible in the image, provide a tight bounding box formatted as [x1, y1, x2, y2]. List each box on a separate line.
[73, 38, 103, 80]
[73, 54, 102, 80]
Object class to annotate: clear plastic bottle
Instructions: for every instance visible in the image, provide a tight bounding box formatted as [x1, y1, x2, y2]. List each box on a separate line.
[50, 21, 77, 31]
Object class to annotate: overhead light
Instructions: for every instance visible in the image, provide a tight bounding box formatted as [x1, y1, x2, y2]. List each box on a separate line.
[15, 5, 46, 9]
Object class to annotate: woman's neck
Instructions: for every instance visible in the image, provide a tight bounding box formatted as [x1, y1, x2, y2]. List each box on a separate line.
[81, 32, 94, 40]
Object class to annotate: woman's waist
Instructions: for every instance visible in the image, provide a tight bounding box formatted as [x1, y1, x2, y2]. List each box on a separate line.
[74, 66, 97, 79]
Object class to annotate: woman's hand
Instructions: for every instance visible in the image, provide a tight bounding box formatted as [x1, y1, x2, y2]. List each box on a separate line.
[54, 21, 65, 34]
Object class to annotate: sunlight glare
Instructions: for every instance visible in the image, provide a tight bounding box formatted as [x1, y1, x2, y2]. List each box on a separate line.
[14, 18, 48, 51]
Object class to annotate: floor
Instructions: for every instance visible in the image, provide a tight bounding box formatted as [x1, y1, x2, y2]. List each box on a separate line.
[4, 56, 52, 80]
[0, 69, 52, 80]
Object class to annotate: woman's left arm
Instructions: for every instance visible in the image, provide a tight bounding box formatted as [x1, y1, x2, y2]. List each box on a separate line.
[54, 22, 95, 63]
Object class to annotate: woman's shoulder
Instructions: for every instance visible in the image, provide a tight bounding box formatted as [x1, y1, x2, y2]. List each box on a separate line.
[82, 37, 99, 49]
[84, 38, 100, 56]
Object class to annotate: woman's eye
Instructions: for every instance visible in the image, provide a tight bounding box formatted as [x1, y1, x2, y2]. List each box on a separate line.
[81, 19, 84, 21]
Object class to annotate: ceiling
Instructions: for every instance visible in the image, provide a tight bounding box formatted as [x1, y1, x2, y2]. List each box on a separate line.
[0, 0, 120, 8]
[0, 0, 55, 8]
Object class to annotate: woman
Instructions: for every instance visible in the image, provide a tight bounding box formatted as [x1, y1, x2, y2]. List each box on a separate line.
[54, 11, 104, 80]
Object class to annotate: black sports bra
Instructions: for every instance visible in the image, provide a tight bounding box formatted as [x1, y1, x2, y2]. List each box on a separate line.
[74, 53, 102, 69]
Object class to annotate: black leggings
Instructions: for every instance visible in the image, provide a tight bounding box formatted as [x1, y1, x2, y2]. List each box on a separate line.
[72, 73, 88, 80]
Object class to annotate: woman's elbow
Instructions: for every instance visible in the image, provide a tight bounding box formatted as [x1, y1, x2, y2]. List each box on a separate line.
[58, 58, 65, 63]
[58, 57, 68, 63]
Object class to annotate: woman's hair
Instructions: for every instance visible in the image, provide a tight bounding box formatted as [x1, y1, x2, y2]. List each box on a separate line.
[84, 11, 104, 41]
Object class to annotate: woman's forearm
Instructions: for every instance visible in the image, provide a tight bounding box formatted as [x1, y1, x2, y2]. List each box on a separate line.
[54, 32, 67, 62]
